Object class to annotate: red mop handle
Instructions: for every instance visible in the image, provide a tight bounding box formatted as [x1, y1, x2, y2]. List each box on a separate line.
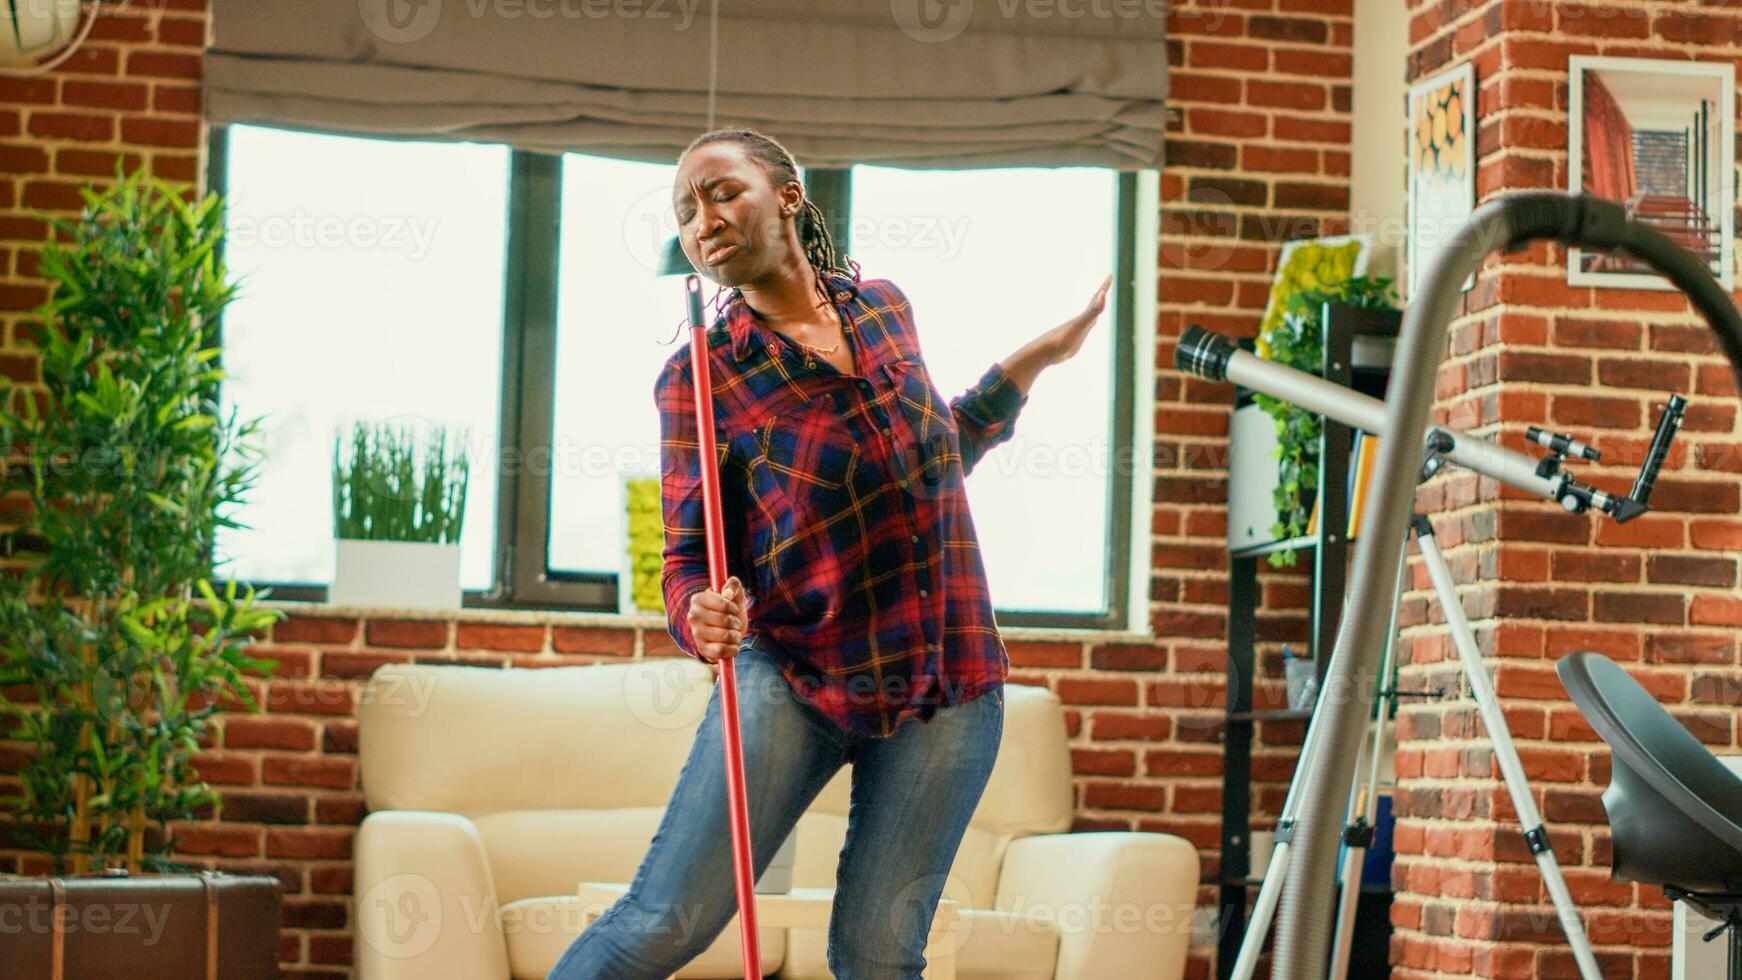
[684, 274, 761, 977]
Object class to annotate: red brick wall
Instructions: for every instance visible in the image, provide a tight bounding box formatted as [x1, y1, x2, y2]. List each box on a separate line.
[1389, 1, 1742, 977]
[0, 2, 1362, 978]
[1148, 0, 1357, 975]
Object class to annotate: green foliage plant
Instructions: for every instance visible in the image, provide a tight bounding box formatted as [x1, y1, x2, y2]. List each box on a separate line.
[0, 169, 284, 874]
[1253, 267, 1398, 568]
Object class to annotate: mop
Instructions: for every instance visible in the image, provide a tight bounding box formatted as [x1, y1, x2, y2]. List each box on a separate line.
[681, 273, 762, 976]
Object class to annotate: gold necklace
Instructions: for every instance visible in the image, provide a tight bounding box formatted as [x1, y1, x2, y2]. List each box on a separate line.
[789, 298, 846, 355]
[792, 334, 842, 355]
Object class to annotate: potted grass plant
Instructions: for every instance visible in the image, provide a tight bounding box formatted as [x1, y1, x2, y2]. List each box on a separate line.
[330, 420, 470, 610]
[0, 168, 285, 970]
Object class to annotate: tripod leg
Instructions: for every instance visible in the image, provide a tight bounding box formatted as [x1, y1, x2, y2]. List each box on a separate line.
[1415, 522, 1603, 980]
[1327, 534, 1409, 980]
[1231, 839, 1292, 980]
[1230, 640, 1341, 980]
[1327, 694, 1392, 979]
[1326, 745, 1372, 980]
[1235, 527, 1410, 980]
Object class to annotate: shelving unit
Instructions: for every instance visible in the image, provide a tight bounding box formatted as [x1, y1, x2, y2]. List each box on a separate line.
[1213, 303, 1402, 979]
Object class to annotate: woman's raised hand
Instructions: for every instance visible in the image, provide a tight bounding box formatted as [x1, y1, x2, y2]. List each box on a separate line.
[1043, 274, 1112, 364]
[686, 575, 747, 664]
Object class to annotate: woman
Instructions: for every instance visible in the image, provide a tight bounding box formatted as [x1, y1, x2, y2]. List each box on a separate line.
[548, 128, 1109, 979]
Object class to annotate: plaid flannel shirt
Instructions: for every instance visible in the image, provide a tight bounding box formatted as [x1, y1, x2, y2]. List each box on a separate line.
[656, 272, 1025, 738]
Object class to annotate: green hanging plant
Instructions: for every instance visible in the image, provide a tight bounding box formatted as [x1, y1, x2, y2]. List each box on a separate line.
[1253, 272, 1398, 567]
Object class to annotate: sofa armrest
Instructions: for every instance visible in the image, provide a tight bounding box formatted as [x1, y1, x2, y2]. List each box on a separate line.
[355, 810, 511, 980]
[994, 831, 1199, 980]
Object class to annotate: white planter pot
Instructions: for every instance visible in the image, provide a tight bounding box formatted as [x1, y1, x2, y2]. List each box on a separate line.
[1227, 401, 1286, 551]
[0, 0, 82, 69]
[331, 539, 462, 611]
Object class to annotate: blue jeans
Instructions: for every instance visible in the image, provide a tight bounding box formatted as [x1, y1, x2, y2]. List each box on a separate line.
[547, 636, 1004, 980]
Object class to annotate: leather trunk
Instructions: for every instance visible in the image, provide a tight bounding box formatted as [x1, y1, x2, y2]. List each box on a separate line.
[0, 868, 282, 979]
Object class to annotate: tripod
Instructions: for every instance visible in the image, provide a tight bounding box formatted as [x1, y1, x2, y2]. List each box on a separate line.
[1229, 442, 1603, 980]
[1177, 316, 1689, 979]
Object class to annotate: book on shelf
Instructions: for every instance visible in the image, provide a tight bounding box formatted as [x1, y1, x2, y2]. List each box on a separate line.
[1300, 429, 1380, 541]
[1347, 431, 1379, 539]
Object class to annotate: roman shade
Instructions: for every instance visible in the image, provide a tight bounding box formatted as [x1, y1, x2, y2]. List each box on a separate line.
[203, 0, 1169, 170]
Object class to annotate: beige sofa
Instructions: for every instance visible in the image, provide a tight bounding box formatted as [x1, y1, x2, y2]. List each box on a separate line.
[353, 658, 1198, 979]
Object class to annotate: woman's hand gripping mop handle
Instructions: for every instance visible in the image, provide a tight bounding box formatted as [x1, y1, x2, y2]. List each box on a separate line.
[684, 274, 762, 976]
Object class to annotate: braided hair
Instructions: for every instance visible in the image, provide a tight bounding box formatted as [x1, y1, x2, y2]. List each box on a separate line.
[675, 128, 863, 329]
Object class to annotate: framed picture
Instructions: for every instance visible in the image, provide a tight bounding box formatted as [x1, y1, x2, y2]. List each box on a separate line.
[1407, 61, 1476, 300]
[1256, 232, 1371, 354]
[1569, 55, 1735, 290]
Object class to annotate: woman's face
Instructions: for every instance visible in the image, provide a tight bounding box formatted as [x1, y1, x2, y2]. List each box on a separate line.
[672, 141, 803, 288]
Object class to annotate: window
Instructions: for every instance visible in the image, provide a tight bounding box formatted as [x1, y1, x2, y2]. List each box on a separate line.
[545, 154, 689, 586]
[848, 165, 1135, 627]
[211, 124, 510, 598]
[212, 124, 1135, 629]
[544, 155, 812, 589]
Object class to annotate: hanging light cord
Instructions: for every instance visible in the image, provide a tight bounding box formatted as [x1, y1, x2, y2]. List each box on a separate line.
[706, 0, 717, 131]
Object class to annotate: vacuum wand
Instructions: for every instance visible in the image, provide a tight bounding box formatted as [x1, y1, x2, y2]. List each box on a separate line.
[1174, 324, 1685, 523]
[684, 274, 763, 976]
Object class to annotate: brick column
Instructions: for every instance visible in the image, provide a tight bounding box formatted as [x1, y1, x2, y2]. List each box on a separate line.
[1394, 1, 1742, 976]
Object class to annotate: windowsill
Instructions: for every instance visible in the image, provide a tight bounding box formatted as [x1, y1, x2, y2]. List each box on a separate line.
[256, 598, 1153, 644]
[998, 624, 1155, 645]
[257, 597, 668, 629]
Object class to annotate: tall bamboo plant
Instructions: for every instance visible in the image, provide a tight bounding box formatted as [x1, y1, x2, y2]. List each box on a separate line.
[0, 168, 284, 874]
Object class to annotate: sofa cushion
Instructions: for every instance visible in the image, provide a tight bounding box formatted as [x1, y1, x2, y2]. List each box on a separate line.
[789, 809, 1010, 912]
[475, 808, 665, 906]
[778, 906, 1059, 980]
[790, 683, 1074, 841]
[952, 908, 1062, 980]
[498, 895, 785, 979]
[360, 663, 1070, 839]
[359, 660, 714, 816]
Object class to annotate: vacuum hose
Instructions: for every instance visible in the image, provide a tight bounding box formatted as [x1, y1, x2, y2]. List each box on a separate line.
[1271, 191, 1742, 978]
